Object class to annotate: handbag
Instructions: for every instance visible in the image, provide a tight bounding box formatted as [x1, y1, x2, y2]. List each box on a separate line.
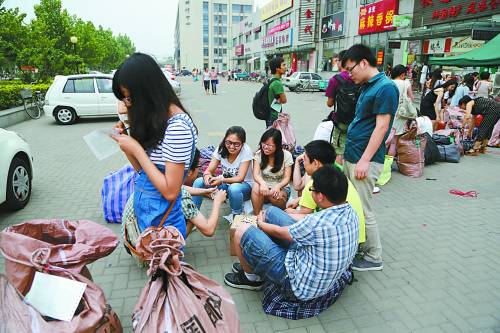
[437, 144, 460, 163]
[396, 80, 418, 119]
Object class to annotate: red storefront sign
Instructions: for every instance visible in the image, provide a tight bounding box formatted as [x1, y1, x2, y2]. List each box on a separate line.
[235, 44, 244, 56]
[268, 21, 291, 35]
[358, 0, 398, 35]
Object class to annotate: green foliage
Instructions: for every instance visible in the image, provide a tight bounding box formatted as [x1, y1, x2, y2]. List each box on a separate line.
[0, 81, 51, 110]
[0, 0, 136, 82]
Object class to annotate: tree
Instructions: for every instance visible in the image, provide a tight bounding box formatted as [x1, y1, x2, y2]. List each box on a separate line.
[0, 0, 29, 77]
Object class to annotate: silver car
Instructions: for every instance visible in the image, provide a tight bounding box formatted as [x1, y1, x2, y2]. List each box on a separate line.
[283, 72, 325, 91]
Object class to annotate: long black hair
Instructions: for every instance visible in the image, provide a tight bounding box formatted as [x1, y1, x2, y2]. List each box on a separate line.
[462, 74, 475, 91]
[259, 128, 284, 173]
[112, 53, 195, 150]
[218, 126, 246, 159]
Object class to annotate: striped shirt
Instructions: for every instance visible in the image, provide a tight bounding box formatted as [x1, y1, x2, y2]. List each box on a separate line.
[285, 203, 359, 301]
[148, 113, 197, 169]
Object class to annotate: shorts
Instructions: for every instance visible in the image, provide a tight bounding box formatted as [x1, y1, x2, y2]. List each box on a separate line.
[331, 123, 348, 155]
[241, 225, 297, 300]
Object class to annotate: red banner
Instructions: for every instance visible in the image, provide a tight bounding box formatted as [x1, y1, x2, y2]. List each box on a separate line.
[358, 0, 398, 35]
[235, 44, 244, 56]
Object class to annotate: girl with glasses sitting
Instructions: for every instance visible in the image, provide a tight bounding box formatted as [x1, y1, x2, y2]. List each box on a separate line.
[251, 128, 293, 214]
[191, 126, 254, 223]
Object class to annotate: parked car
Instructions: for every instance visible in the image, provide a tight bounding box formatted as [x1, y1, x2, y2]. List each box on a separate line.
[0, 129, 34, 210]
[180, 70, 192, 76]
[283, 72, 325, 91]
[162, 69, 181, 95]
[44, 74, 118, 125]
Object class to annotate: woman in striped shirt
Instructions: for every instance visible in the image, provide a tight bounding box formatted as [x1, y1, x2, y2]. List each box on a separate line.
[111, 53, 197, 238]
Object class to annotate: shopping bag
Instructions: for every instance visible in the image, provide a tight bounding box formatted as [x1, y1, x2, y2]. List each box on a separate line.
[101, 164, 137, 223]
[273, 112, 296, 152]
[132, 226, 241, 333]
[376, 155, 394, 186]
[396, 128, 427, 178]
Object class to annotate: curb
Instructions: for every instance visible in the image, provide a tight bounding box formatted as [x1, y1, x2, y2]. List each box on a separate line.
[0, 106, 32, 128]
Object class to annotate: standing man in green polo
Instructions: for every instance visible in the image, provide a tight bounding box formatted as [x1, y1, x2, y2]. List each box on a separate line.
[342, 44, 398, 271]
[266, 57, 287, 128]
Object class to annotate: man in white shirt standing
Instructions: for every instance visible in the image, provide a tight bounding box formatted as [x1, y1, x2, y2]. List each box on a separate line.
[419, 62, 429, 93]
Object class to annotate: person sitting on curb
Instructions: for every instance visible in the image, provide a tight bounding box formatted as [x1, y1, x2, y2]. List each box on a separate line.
[224, 165, 359, 299]
[286, 140, 365, 244]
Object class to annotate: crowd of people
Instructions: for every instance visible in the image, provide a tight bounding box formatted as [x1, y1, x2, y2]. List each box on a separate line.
[110, 45, 499, 315]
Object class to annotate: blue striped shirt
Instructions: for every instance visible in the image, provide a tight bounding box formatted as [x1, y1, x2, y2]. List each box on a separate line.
[285, 203, 359, 301]
[148, 113, 197, 169]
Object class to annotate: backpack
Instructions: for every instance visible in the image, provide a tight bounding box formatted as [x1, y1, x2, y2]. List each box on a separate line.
[332, 74, 359, 125]
[253, 78, 277, 120]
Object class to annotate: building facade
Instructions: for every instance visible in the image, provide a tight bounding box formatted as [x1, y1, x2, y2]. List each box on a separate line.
[174, 0, 253, 71]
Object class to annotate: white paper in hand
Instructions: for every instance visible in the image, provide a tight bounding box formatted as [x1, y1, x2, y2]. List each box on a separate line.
[24, 272, 87, 322]
[83, 128, 120, 161]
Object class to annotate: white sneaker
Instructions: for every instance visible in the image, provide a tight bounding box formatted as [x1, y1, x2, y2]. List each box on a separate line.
[373, 186, 381, 194]
[223, 214, 234, 224]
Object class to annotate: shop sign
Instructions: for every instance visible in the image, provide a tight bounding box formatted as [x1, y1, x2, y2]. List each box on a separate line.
[262, 34, 275, 48]
[235, 44, 244, 56]
[376, 50, 384, 65]
[451, 36, 484, 53]
[268, 21, 291, 35]
[393, 15, 412, 27]
[299, 0, 317, 42]
[423, 38, 452, 54]
[320, 11, 345, 39]
[413, 0, 500, 28]
[260, 0, 293, 21]
[358, 0, 398, 35]
[275, 28, 293, 48]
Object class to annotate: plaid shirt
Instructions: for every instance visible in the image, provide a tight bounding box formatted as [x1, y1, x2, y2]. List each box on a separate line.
[285, 203, 359, 301]
[181, 186, 199, 221]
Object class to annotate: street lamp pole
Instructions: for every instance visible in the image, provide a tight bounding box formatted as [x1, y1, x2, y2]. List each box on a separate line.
[70, 36, 78, 73]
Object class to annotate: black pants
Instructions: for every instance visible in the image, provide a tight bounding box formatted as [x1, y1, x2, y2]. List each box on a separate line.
[211, 80, 217, 94]
[203, 80, 210, 91]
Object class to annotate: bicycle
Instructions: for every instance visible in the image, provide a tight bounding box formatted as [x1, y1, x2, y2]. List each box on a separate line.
[294, 80, 316, 94]
[20, 88, 44, 119]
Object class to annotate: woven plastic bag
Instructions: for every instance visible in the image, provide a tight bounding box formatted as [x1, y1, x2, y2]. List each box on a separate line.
[101, 164, 137, 223]
[0, 219, 119, 295]
[396, 127, 427, 178]
[132, 226, 241, 333]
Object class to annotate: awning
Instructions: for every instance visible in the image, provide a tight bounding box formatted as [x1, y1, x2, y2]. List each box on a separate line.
[429, 34, 500, 66]
[247, 56, 259, 63]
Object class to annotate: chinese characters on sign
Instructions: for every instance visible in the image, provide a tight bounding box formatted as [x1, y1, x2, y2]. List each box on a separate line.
[358, 0, 398, 35]
[299, 0, 316, 42]
[261, 29, 293, 48]
[320, 12, 345, 39]
[412, 0, 500, 27]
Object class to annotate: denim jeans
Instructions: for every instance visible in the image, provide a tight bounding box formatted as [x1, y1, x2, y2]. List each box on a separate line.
[133, 165, 186, 237]
[191, 177, 252, 214]
[240, 206, 298, 299]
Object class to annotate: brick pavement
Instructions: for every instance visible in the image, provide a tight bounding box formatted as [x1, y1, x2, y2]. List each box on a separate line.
[1, 77, 499, 333]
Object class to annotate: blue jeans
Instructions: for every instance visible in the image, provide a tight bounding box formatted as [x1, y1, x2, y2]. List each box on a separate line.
[133, 165, 186, 238]
[191, 177, 252, 214]
[240, 206, 298, 299]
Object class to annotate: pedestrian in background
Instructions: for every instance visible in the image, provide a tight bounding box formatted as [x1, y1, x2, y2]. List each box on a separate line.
[267, 57, 287, 128]
[419, 62, 429, 93]
[111, 52, 197, 239]
[473, 72, 493, 98]
[342, 44, 399, 271]
[210, 67, 219, 95]
[202, 68, 211, 95]
[450, 74, 474, 107]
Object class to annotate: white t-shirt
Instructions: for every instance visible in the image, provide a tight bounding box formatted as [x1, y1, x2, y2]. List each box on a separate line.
[203, 72, 211, 81]
[213, 143, 253, 184]
[148, 113, 197, 169]
[419, 65, 428, 83]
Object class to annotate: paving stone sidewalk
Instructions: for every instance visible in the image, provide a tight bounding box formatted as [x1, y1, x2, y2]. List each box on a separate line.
[1, 78, 499, 333]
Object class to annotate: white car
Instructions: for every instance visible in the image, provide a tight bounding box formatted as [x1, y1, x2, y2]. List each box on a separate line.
[283, 72, 325, 91]
[44, 74, 118, 125]
[162, 69, 181, 95]
[0, 129, 34, 210]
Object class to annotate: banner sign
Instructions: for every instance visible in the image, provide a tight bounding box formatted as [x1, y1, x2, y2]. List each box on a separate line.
[320, 11, 345, 39]
[358, 0, 398, 35]
[393, 14, 412, 27]
[260, 0, 293, 21]
[235, 44, 244, 56]
[299, 0, 317, 42]
[451, 36, 484, 53]
[268, 21, 291, 35]
[261, 28, 293, 49]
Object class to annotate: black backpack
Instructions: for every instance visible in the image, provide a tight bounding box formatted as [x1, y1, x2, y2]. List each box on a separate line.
[332, 74, 359, 125]
[252, 78, 277, 120]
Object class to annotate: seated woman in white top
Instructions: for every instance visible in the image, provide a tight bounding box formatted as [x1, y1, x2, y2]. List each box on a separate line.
[192, 126, 253, 222]
[251, 128, 293, 214]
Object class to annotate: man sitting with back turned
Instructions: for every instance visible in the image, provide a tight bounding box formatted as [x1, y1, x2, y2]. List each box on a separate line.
[224, 165, 359, 302]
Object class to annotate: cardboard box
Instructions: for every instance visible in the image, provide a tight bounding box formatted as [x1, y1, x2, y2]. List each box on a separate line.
[229, 215, 257, 256]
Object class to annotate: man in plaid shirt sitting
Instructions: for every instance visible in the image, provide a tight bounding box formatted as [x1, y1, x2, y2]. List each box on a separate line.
[224, 165, 359, 301]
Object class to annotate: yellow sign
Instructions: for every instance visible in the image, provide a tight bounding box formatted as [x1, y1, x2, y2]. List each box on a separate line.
[260, 0, 293, 21]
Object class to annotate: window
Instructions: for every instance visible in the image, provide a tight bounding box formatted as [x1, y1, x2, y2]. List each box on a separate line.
[233, 38, 237, 45]
[245, 34, 250, 43]
[214, 48, 218, 55]
[280, 14, 290, 23]
[203, 35, 208, 44]
[204, 48, 209, 56]
[311, 74, 323, 81]
[299, 73, 311, 80]
[232, 16, 241, 24]
[63, 78, 95, 93]
[96, 78, 112, 93]
[254, 30, 260, 40]
[203, 26, 209, 34]
[232, 4, 252, 13]
[266, 22, 274, 33]
[325, 0, 343, 16]
[290, 72, 300, 79]
[213, 3, 227, 12]
[244, 5, 252, 13]
[203, 1, 208, 11]
[223, 49, 227, 55]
